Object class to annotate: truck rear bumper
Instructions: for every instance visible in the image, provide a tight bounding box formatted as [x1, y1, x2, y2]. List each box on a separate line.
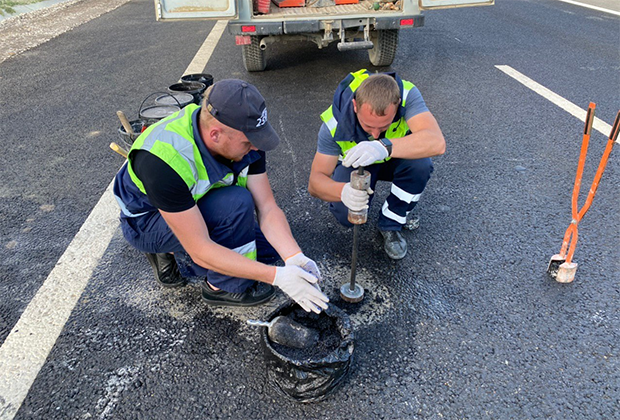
[228, 14, 424, 36]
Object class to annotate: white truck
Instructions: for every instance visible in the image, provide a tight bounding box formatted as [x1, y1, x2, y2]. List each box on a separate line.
[154, 0, 493, 72]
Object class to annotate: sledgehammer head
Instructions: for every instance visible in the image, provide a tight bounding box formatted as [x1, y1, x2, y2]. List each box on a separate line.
[556, 262, 578, 283]
[547, 254, 577, 283]
[547, 254, 566, 279]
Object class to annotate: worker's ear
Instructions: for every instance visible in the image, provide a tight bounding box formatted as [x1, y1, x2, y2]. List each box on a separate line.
[352, 99, 358, 114]
[209, 126, 222, 144]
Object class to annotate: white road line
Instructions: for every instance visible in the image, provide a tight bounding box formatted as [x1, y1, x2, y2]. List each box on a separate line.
[495, 65, 616, 141]
[556, 0, 620, 17]
[0, 181, 119, 420]
[0, 21, 226, 420]
[182, 20, 227, 77]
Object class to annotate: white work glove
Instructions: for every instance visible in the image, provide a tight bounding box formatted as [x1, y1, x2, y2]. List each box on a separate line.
[342, 140, 389, 168]
[341, 182, 374, 212]
[285, 252, 322, 282]
[273, 266, 329, 314]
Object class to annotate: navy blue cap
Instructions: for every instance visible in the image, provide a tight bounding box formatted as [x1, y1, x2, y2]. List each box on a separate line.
[205, 79, 280, 151]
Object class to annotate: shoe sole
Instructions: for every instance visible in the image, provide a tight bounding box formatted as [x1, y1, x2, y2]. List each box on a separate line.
[385, 249, 407, 260]
[157, 279, 187, 289]
[200, 290, 276, 307]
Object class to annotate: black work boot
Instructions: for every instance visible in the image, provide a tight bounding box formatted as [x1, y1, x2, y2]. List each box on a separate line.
[144, 253, 187, 288]
[200, 281, 275, 307]
[379, 230, 407, 260]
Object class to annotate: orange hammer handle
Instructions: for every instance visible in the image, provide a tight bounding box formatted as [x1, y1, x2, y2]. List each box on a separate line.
[577, 141, 615, 220]
[558, 104, 595, 259]
[576, 110, 619, 221]
[560, 222, 577, 259]
[570, 103, 596, 221]
[565, 110, 620, 263]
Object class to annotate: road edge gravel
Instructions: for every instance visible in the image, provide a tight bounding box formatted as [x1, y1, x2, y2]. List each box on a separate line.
[0, 0, 133, 64]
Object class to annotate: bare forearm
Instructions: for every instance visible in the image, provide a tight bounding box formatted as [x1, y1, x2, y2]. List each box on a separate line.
[257, 206, 301, 260]
[308, 172, 345, 202]
[392, 130, 446, 160]
[191, 242, 276, 284]
[160, 206, 277, 283]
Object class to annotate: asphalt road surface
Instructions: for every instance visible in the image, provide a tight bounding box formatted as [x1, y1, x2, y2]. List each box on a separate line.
[1, 0, 619, 418]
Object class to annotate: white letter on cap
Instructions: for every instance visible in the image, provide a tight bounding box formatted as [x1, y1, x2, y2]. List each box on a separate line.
[256, 109, 268, 127]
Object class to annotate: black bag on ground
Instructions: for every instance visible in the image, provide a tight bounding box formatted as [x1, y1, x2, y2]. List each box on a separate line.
[261, 301, 354, 403]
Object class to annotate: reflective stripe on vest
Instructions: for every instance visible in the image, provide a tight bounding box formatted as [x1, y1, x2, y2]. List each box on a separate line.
[125, 104, 250, 207]
[232, 240, 257, 261]
[114, 194, 149, 218]
[320, 71, 415, 165]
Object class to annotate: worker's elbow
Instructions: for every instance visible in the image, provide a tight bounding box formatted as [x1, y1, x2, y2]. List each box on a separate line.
[307, 173, 319, 198]
[185, 241, 216, 272]
[188, 253, 213, 272]
[435, 137, 446, 156]
[308, 182, 319, 198]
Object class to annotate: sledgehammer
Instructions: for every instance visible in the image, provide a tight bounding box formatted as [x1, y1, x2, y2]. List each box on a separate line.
[547, 105, 620, 283]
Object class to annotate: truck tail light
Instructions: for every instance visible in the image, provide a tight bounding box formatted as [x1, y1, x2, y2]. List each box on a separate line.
[400, 18, 414, 27]
[242, 25, 256, 32]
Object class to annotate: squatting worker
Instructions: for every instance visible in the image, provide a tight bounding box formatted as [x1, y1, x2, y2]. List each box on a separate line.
[113, 79, 329, 313]
[308, 69, 446, 260]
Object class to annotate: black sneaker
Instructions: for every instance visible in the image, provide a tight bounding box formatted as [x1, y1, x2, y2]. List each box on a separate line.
[379, 230, 407, 260]
[200, 281, 275, 307]
[144, 253, 187, 288]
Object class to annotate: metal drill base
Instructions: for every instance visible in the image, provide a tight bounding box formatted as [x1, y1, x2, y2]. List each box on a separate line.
[340, 283, 364, 303]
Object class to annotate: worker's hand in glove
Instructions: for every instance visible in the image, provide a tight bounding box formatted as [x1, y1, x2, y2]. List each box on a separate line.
[273, 266, 329, 313]
[285, 252, 322, 283]
[341, 182, 374, 212]
[342, 140, 389, 168]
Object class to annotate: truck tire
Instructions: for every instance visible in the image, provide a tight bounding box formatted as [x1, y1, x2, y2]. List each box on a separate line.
[368, 30, 399, 67]
[242, 36, 267, 72]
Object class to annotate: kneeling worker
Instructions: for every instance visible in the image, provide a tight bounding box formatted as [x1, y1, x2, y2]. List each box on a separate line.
[308, 69, 446, 259]
[114, 79, 328, 313]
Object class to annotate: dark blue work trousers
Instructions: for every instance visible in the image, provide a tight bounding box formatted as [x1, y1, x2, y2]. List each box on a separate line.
[120, 186, 278, 293]
[330, 157, 434, 231]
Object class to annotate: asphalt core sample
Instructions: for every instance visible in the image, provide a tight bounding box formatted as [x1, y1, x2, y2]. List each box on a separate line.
[270, 307, 342, 360]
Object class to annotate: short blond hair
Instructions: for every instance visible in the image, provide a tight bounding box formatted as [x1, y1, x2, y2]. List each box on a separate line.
[200, 85, 239, 138]
[200, 85, 217, 127]
[355, 74, 401, 116]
